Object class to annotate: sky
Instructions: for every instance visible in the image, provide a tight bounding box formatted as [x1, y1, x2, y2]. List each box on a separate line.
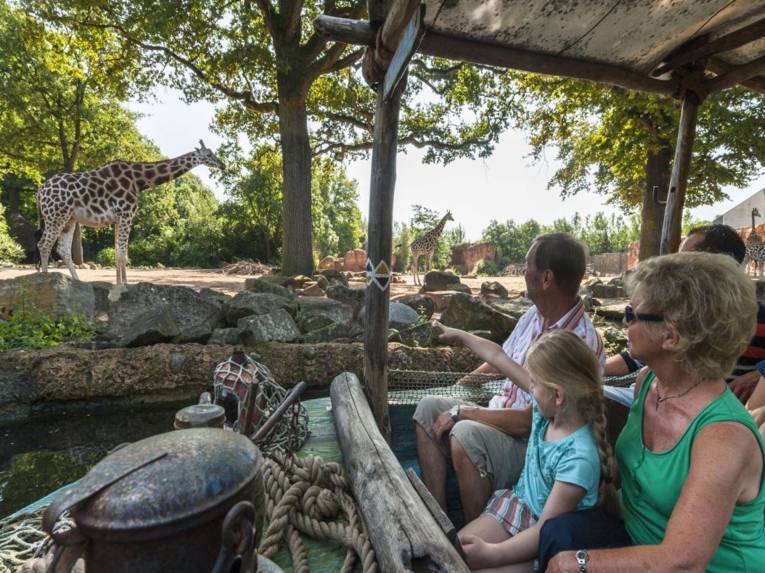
[128, 87, 765, 242]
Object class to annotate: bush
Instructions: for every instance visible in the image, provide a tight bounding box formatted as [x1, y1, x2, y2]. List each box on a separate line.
[476, 259, 502, 276]
[0, 308, 94, 351]
[95, 247, 116, 267]
[0, 203, 24, 264]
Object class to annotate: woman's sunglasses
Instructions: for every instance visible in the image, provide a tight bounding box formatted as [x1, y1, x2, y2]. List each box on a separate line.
[624, 305, 664, 324]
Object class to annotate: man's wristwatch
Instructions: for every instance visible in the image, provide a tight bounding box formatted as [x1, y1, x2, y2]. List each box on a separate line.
[449, 404, 460, 422]
[575, 549, 589, 573]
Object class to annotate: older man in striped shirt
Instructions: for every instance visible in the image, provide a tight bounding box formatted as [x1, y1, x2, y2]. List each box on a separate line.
[414, 233, 605, 522]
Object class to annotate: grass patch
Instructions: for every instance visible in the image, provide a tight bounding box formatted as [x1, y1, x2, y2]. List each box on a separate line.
[0, 308, 94, 351]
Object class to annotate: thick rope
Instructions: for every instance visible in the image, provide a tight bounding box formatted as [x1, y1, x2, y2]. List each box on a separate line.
[259, 452, 378, 573]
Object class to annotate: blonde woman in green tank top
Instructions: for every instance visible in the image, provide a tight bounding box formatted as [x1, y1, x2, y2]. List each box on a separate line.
[543, 252, 765, 573]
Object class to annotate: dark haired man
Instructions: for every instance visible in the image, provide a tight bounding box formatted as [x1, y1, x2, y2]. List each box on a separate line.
[605, 223, 765, 403]
[413, 233, 604, 522]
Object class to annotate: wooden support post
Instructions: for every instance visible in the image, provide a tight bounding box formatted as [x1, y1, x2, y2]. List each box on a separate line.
[659, 90, 701, 255]
[363, 75, 405, 439]
[330, 373, 470, 572]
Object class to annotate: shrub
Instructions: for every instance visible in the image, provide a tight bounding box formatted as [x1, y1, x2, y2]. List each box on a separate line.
[0, 203, 24, 264]
[95, 247, 116, 267]
[0, 308, 94, 351]
[476, 259, 502, 276]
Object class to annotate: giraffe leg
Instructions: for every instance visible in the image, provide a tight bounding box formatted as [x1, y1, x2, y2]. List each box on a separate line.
[115, 218, 132, 285]
[56, 222, 80, 281]
[37, 219, 65, 274]
[411, 253, 419, 285]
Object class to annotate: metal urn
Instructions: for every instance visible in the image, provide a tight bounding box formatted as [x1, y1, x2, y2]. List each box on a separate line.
[42, 428, 273, 573]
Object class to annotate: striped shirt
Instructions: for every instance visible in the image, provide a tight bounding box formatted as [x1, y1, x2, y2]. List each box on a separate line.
[487, 299, 605, 410]
[730, 303, 765, 380]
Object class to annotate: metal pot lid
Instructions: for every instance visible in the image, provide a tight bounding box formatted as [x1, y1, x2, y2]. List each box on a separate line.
[174, 404, 226, 428]
[73, 428, 261, 534]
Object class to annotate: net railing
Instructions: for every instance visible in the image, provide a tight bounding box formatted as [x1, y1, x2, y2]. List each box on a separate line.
[387, 369, 639, 406]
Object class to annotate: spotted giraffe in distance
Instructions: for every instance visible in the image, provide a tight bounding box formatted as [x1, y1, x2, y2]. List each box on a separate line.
[745, 207, 765, 277]
[409, 211, 454, 286]
[36, 140, 224, 285]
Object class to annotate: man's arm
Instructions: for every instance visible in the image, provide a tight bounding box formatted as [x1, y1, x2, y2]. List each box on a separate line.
[435, 404, 533, 441]
[731, 369, 760, 402]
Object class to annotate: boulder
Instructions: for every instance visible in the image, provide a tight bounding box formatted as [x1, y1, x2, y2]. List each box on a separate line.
[447, 283, 472, 294]
[423, 291, 457, 313]
[119, 304, 181, 347]
[298, 297, 355, 326]
[421, 270, 461, 293]
[480, 281, 508, 298]
[484, 296, 534, 322]
[318, 256, 337, 270]
[440, 293, 517, 342]
[590, 283, 626, 299]
[298, 283, 325, 297]
[391, 294, 434, 320]
[243, 277, 295, 299]
[302, 322, 363, 343]
[388, 301, 420, 330]
[0, 273, 96, 321]
[226, 291, 297, 325]
[325, 283, 365, 316]
[105, 282, 226, 344]
[237, 309, 300, 342]
[318, 269, 349, 287]
[397, 322, 442, 347]
[594, 303, 627, 321]
[296, 313, 336, 333]
[312, 275, 329, 290]
[285, 275, 314, 290]
[343, 248, 367, 272]
[208, 327, 249, 346]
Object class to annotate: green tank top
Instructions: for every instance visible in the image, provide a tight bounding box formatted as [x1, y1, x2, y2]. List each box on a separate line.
[615, 372, 765, 572]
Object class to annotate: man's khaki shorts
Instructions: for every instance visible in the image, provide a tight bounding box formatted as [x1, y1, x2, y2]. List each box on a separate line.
[413, 395, 527, 490]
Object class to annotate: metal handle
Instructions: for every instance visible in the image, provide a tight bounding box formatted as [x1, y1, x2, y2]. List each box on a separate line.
[212, 501, 257, 573]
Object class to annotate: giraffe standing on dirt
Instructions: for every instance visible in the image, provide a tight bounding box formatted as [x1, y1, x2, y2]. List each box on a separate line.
[409, 211, 454, 286]
[745, 207, 765, 277]
[36, 140, 224, 285]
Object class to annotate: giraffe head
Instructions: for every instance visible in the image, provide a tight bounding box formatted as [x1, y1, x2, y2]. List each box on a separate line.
[753, 207, 761, 219]
[195, 140, 225, 170]
[444, 210, 454, 222]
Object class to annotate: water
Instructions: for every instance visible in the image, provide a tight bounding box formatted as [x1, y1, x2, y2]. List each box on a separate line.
[0, 401, 187, 517]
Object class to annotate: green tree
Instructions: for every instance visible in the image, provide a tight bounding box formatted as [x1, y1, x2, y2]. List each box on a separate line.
[511, 74, 765, 259]
[393, 222, 412, 273]
[0, 201, 24, 263]
[312, 157, 364, 260]
[27, 0, 519, 275]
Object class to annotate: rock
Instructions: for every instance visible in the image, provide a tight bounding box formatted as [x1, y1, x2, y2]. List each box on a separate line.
[480, 281, 508, 298]
[318, 256, 337, 270]
[603, 326, 628, 354]
[388, 329, 402, 343]
[208, 327, 249, 346]
[237, 309, 300, 342]
[325, 283, 365, 317]
[424, 291, 457, 313]
[342, 248, 367, 272]
[441, 293, 517, 342]
[0, 342, 483, 424]
[0, 273, 96, 321]
[226, 291, 297, 325]
[302, 322, 363, 343]
[421, 270, 461, 293]
[297, 313, 336, 333]
[105, 283, 226, 345]
[119, 304, 181, 347]
[451, 242, 497, 275]
[285, 275, 314, 290]
[397, 322, 442, 347]
[318, 269, 348, 287]
[199, 288, 233, 306]
[391, 294, 434, 320]
[312, 275, 329, 290]
[447, 283, 472, 294]
[590, 283, 626, 299]
[175, 324, 214, 344]
[243, 277, 295, 299]
[594, 303, 627, 321]
[298, 283, 325, 297]
[484, 296, 533, 321]
[387, 301, 420, 330]
[298, 297, 355, 326]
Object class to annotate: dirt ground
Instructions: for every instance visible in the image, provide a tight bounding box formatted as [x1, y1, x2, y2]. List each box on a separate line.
[0, 266, 532, 297]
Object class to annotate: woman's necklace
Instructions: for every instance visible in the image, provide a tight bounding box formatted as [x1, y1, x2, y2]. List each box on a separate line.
[654, 379, 703, 410]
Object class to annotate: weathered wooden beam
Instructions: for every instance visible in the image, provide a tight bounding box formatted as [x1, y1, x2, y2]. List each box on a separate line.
[652, 18, 765, 77]
[330, 372, 470, 573]
[708, 58, 765, 95]
[419, 31, 678, 96]
[705, 54, 765, 94]
[659, 90, 701, 255]
[363, 74, 406, 438]
[314, 15, 374, 45]
[380, 0, 420, 55]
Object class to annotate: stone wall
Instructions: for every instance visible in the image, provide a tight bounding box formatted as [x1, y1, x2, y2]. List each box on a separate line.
[451, 242, 496, 274]
[591, 252, 628, 275]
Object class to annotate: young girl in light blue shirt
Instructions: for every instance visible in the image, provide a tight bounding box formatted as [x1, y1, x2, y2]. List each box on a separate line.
[437, 325, 618, 572]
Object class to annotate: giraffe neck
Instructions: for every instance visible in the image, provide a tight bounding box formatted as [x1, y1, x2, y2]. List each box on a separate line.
[135, 151, 203, 190]
[753, 213, 757, 233]
[427, 215, 449, 239]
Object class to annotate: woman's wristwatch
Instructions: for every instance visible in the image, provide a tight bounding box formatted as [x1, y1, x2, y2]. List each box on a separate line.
[575, 549, 589, 572]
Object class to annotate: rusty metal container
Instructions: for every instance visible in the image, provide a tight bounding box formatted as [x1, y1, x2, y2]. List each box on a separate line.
[44, 428, 270, 573]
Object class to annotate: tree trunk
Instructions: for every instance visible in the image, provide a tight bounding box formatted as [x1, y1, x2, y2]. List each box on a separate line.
[277, 93, 313, 276]
[638, 143, 672, 260]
